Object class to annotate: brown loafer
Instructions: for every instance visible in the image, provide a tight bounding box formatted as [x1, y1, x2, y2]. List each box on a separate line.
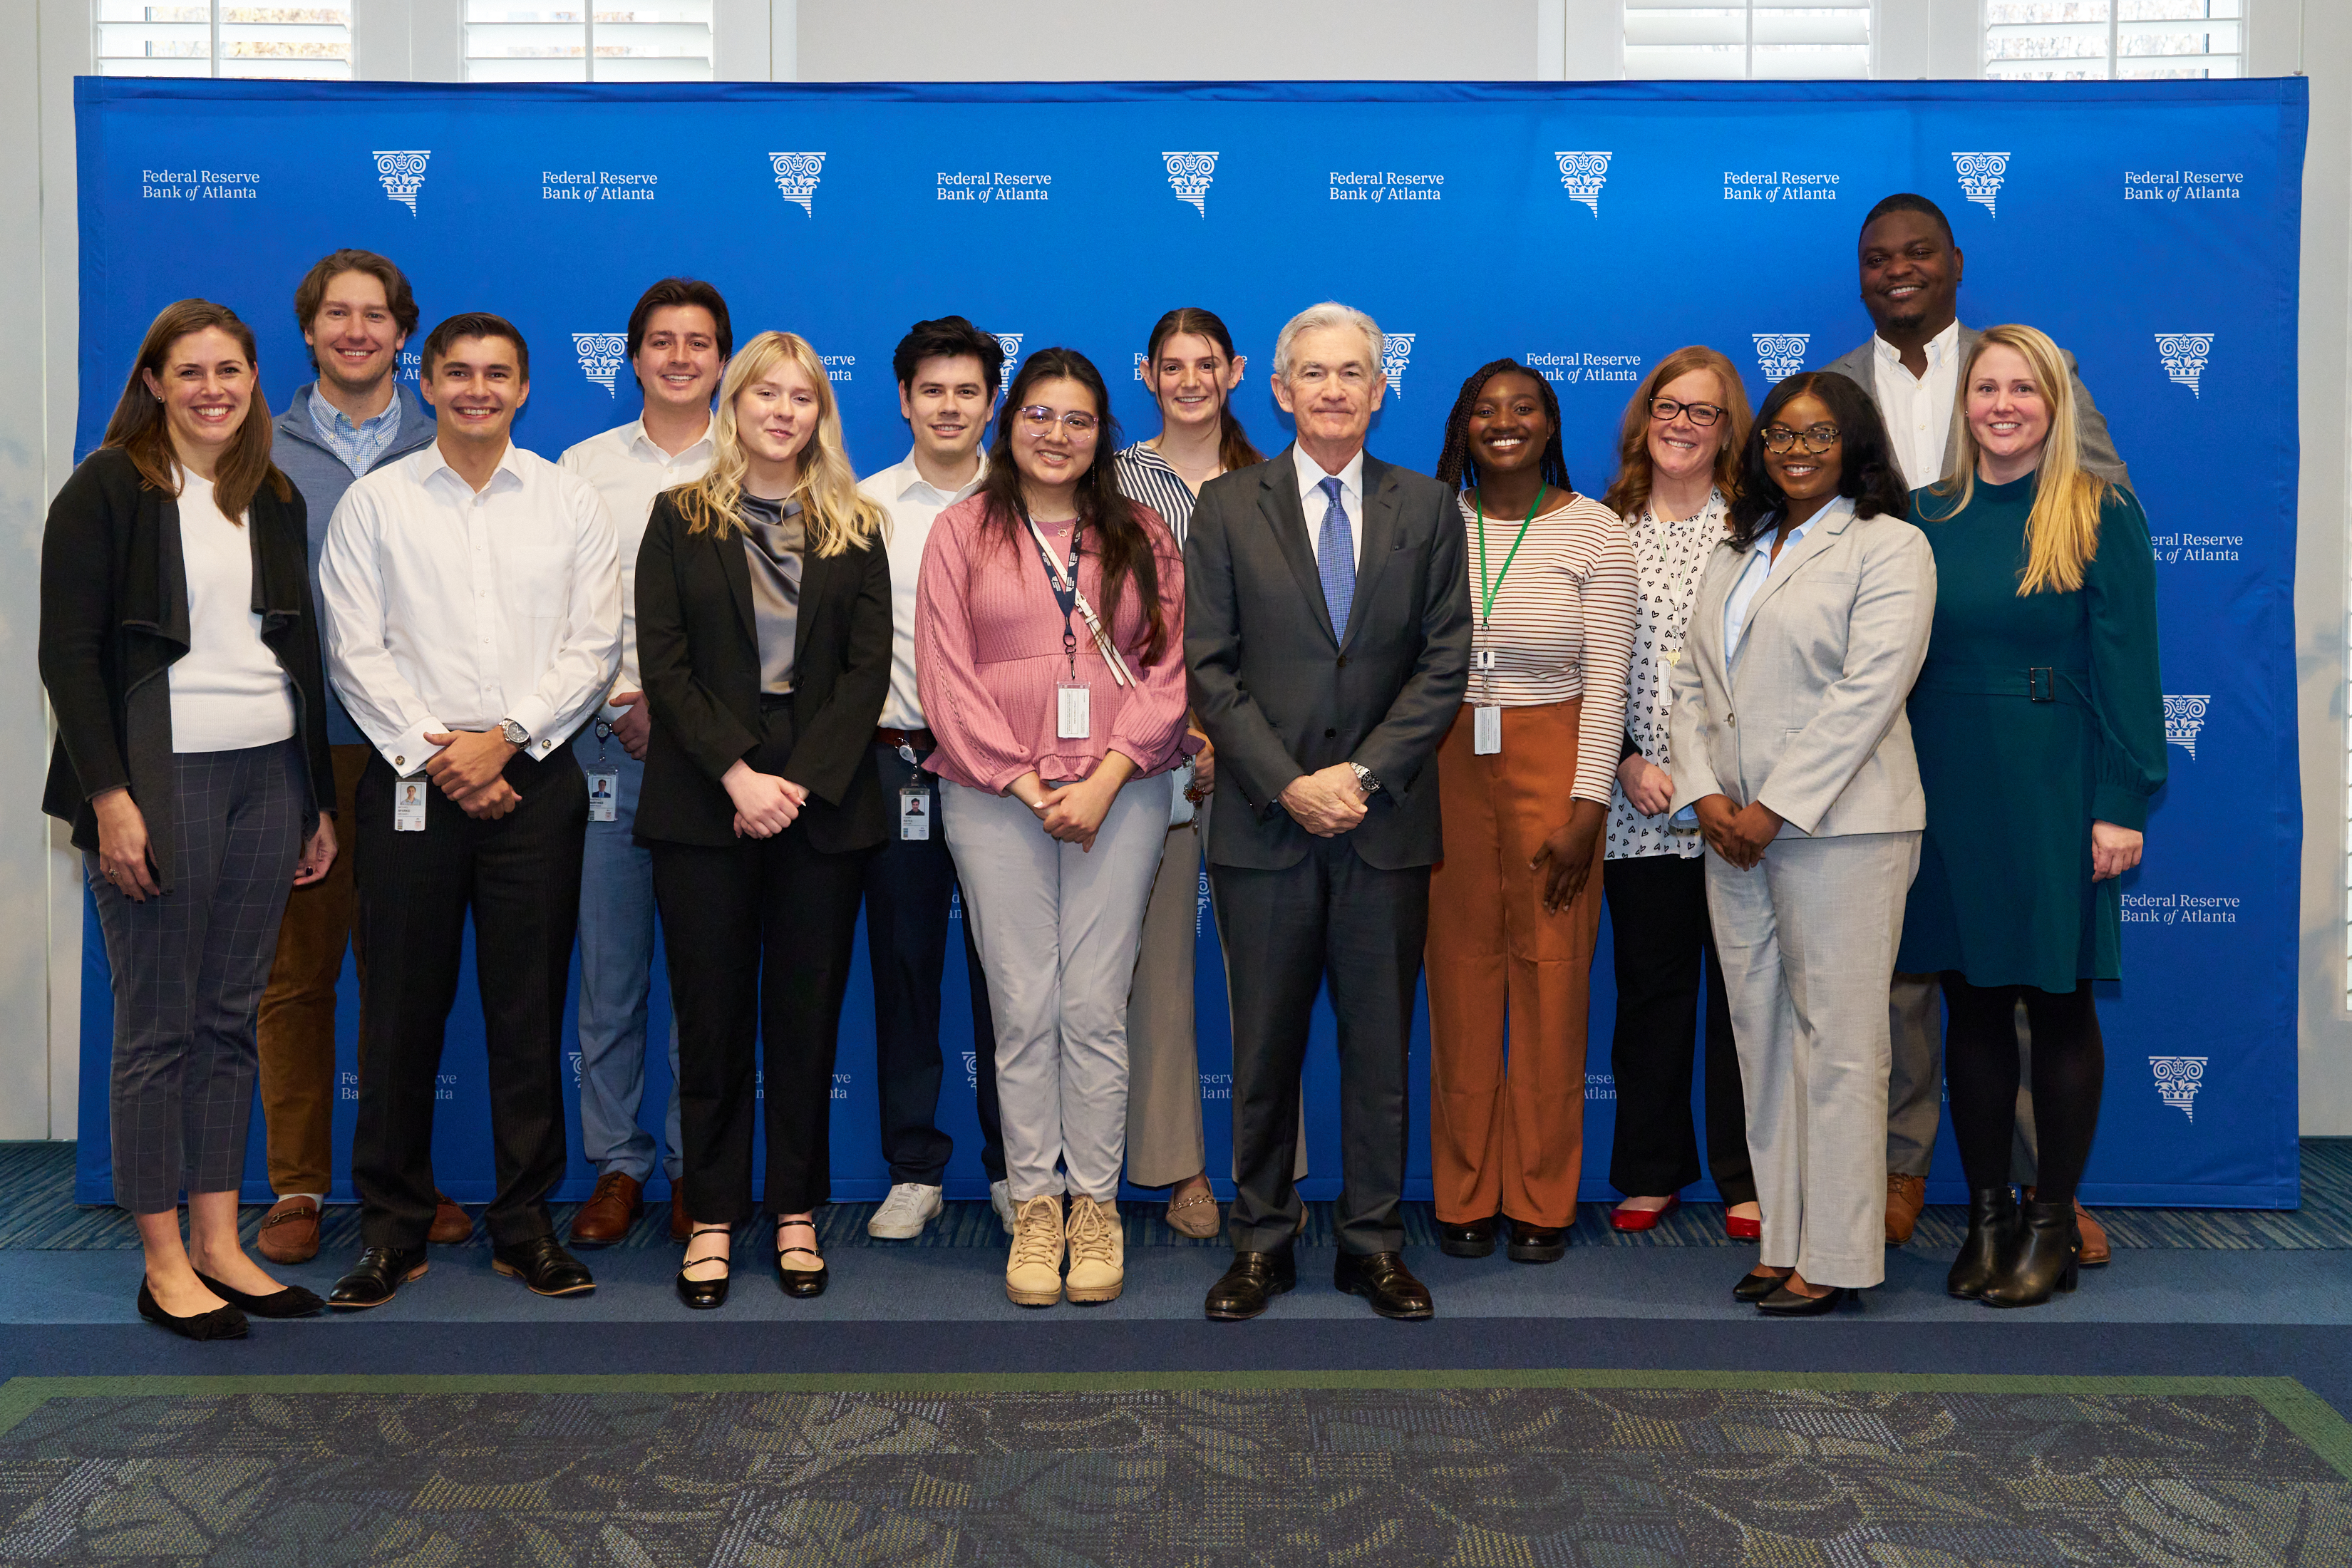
[569, 1171, 644, 1248]
[1884, 1172, 1927, 1245]
[257, 1196, 321, 1264]
[429, 1191, 473, 1246]
[670, 1185, 692, 1243]
[2026, 1187, 2111, 1267]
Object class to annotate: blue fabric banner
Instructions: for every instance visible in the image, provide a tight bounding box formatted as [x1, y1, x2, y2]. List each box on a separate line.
[71, 77, 2304, 1209]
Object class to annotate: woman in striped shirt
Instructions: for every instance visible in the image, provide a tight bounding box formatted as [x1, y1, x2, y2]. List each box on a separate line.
[1425, 359, 1637, 1264]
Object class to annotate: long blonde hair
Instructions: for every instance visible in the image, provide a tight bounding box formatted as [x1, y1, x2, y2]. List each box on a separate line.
[1924, 323, 2110, 595]
[671, 330, 882, 557]
[1600, 346, 1753, 520]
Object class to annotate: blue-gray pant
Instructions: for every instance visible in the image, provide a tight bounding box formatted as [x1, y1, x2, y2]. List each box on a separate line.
[93, 741, 306, 1214]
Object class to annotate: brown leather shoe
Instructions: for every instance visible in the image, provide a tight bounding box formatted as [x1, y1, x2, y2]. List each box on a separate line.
[670, 1185, 691, 1243]
[429, 1191, 473, 1246]
[257, 1197, 321, 1264]
[1884, 1172, 1927, 1245]
[569, 1171, 644, 1248]
[2026, 1187, 2111, 1267]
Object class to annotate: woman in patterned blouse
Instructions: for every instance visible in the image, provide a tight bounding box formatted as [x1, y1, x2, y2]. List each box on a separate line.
[1597, 346, 1760, 1240]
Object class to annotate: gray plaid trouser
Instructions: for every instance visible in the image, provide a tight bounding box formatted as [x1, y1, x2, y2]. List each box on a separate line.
[92, 741, 306, 1214]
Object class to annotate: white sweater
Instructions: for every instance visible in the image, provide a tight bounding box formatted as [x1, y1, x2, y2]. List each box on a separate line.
[170, 473, 296, 753]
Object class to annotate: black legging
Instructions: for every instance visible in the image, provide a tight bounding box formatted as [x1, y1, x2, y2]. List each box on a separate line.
[1941, 973, 2103, 1207]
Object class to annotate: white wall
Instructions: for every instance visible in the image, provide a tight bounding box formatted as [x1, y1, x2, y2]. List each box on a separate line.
[5, 0, 2345, 1138]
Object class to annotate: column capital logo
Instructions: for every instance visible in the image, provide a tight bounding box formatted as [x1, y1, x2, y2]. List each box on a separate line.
[373, 150, 430, 215]
[1952, 151, 2011, 218]
[768, 152, 825, 215]
[2165, 694, 2210, 758]
[1162, 151, 1218, 215]
[994, 333, 1024, 381]
[1553, 151, 1611, 216]
[573, 333, 627, 396]
[1753, 334, 1810, 383]
[2155, 334, 2214, 398]
[2150, 1056, 2208, 1120]
[1381, 334, 1416, 396]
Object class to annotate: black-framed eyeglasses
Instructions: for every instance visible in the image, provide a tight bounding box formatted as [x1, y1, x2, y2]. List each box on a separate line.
[1016, 406, 1100, 435]
[1762, 424, 1842, 455]
[1649, 397, 1726, 428]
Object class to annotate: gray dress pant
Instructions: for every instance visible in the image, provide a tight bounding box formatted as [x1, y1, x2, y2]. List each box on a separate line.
[1887, 974, 2039, 1182]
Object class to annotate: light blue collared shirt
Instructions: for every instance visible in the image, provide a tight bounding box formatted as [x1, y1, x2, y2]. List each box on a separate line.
[308, 384, 403, 480]
[1723, 497, 1850, 661]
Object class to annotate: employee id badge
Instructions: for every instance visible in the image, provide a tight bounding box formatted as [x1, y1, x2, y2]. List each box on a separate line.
[393, 778, 430, 832]
[1056, 681, 1092, 740]
[586, 768, 619, 823]
[899, 786, 932, 841]
[1472, 704, 1503, 755]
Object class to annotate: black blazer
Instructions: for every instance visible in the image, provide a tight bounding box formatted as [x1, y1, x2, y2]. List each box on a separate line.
[1184, 445, 1471, 872]
[631, 490, 893, 854]
[38, 445, 333, 891]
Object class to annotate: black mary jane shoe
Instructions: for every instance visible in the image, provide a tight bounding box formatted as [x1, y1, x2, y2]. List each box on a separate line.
[492, 1236, 597, 1298]
[1979, 1198, 2080, 1309]
[1437, 1217, 1496, 1259]
[138, 1279, 248, 1341]
[195, 1270, 324, 1319]
[1732, 1267, 1791, 1304]
[1946, 1186, 2019, 1300]
[1756, 1282, 1860, 1317]
[775, 1218, 827, 1299]
[329, 1245, 430, 1309]
[1205, 1249, 1296, 1321]
[1505, 1217, 1569, 1264]
[676, 1224, 733, 1311]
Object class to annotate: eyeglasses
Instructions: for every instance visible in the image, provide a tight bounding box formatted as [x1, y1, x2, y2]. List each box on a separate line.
[1762, 424, 1842, 455]
[1649, 397, 1726, 428]
[1016, 406, 1100, 435]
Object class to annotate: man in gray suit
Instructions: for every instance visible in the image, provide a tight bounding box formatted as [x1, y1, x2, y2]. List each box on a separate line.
[1822, 192, 2127, 1259]
[1185, 301, 1471, 1321]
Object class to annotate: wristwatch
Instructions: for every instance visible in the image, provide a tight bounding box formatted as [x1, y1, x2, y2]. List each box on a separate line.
[1349, 762, 1381, 798]
[499, 718, 530, 748]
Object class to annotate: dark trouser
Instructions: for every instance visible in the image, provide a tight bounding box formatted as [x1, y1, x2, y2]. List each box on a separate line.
[1942, 974, 2102, 1208]
[1213, 837, 1428, 1257]
[94, 741, 306, 1214]
[1601, 852, 1757, 1207]
[656, 706, 871, 1222]
[862, 739, 1001, 1185]
[351, 747, 584, 1251]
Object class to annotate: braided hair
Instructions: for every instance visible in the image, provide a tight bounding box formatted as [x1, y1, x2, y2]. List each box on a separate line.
[1433, 359, 1572, 494]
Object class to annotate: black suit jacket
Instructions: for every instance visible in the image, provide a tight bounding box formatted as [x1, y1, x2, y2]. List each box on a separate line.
[631, 491, 893, 855]
[1185, 445, 1471, 871]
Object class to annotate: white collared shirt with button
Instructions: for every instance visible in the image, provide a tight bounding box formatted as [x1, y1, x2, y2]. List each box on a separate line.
[559, 419, 715, 718]
[857, 449, 989, 732]
[1871, 317, 1962, 492]
[319, 440, 621, 776]
[1293, 445, 1366, 572]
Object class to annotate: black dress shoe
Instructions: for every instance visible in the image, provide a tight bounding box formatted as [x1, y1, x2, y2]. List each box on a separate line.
[1205, 1249, 1296, 1320]
[1980, 1198, 2080, 1309]
[1437, 1217, 1495, 1259]
[195, 1270, 324, 1319]
[492, 1236, 596, 1297]
[677, 1224, 731, 1311]
[137, 1279, 248, 1341]
[1334, 1250, 1433, 1320]
[1756, 1283, 1859, 1316]
[774, 1220, 827, 1300]
[1731, 1267, 1790, 1304]
[328, 1246, 429, 1309]
[1947, 1186, 2018, 1300]
[1505, 1217, 1569, 1264]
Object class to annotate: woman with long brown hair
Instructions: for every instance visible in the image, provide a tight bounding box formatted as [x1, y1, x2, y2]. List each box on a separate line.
[40, 299, 339, 1339]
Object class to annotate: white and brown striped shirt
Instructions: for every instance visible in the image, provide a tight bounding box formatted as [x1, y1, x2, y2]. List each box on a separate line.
[1456, 490, 1637, 806]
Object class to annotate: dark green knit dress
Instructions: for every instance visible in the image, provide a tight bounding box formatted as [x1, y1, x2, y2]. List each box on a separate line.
[1895, 472, 2166, 991]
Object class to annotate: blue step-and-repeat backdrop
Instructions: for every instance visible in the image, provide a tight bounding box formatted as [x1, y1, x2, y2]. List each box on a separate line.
[72, 77, 2305, 1209]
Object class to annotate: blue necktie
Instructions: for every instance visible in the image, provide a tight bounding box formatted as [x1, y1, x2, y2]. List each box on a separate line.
[1316, 475, 1355, 639]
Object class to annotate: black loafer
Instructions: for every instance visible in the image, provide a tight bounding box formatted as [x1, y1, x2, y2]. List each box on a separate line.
[1505, 1218, 1569, 1264]
[195, 1270, 324, 1319]
[1437, 1217, 1495, 1259]
[1756, 1284, 1859, 1316]
[1334, 1249, 1433, 1320]
[491, 1236, 596, 1297]
[1732, 1267, 1790, 1304]
[1205, 1249, 1295, 1320]
[137, 1279, 248, 1341]
[328, 1246, 429, 1309]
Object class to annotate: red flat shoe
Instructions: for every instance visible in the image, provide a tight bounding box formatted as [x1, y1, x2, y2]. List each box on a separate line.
[1724, 1212, 1762, 1242]
[1609, 1196, 1680, 1232]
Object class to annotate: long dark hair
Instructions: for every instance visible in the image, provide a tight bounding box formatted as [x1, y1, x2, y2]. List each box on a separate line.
[1726, 372, 1909, 550]
[978, 348, 1169, 666]
[105, 299, 292, 522]
[1143, 307, 1263, 475]
[1433, 359, 1572, 494]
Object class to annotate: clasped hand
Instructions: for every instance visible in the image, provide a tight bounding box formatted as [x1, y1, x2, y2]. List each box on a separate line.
[1694, 794, 1782, 870]
[1015, 753, 1136, 852]
[723, 759, 806, 839]
[424, 729, 519, 819]
[1616, 755, 1673, 817]
[1279, 764, 1368, 837]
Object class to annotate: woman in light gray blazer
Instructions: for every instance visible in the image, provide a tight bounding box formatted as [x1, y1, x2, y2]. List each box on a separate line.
[1666, 371, 1934, 1316]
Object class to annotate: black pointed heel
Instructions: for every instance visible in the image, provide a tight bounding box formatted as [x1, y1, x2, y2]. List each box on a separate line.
[194, 1270, 324, 1319]
[1732, 1267, 1790, 1304]
[1946, 1186, 2018, 1300]
[676, 1223, 733, 1311]
[1756, 1283, 1859, 1316]
[1981, 1198, 2080, 1309]
[137, 1279, 249, 1341]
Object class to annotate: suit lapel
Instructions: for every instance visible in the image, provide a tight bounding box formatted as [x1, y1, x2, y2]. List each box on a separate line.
[713, 525, 756, 646]
[1341, 458, 1401, 650]
[1688, 540, 1740, 694]
[1740, 501, 1855, 629]
[791, 542, 827, 670]
[1260, 447, 1336, 647]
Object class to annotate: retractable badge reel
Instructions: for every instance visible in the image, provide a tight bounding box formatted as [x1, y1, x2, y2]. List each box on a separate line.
[586, 721, 619, 824]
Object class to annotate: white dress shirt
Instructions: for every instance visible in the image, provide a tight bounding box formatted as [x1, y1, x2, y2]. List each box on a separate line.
[1294, 446, 1366, 572]
[858, 448, 988, 731]
[1723, 497, 1850, 659]
[319, 440, 621, 776]
[1871, 318, 1962, 492]
[559, 419, 715, 717]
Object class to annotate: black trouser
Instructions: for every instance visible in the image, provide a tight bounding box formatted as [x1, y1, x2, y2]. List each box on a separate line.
[861, 739, 1002, 1185]
[1942, 973, 2103, 1208]
[352, 746, 584, 1251]
[653, 706, 871, 1222]
[1212, 838, 1428, 1257]
[1601, 852, 1756, 1207]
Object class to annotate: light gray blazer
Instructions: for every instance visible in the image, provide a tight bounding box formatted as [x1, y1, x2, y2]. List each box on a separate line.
[1666, 499, 1936, 840]
[1820, 324, 2130, 488]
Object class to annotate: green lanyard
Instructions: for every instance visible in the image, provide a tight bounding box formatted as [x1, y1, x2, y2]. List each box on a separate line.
[1473, 490, 1541, 627]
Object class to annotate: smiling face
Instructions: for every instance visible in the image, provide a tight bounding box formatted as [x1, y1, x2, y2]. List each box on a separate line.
[633, 304, 724, 420]
[1646, 366, 1731, 486]
[304, 270, 405, 399]
[1150, 331, 1244, 438]
[735, 354, 822, 472]
[1857, 209, 1963, 341]
[1964, 342, 2051, 473]
[1762, 390, 1844, 503]
[899, 353, 993, 471]
[1009, 375, 1102, 496]
[420, 334, 527, 450]
[141, 326, 255, 465]
[1272, 323, 1381, 454]
[1464, 368, 1554, 482]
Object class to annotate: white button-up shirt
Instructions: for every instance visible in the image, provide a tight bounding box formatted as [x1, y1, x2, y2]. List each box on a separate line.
[858, 449, 988, 731]
[1294, 446, 1366, 572]
[559, 419, 715, 716]
[1871, 318, 1962, 492]
[320, 440, 621, 776]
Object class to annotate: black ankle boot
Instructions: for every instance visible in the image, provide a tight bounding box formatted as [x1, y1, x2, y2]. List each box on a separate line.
[1980, 1197, 2079, 1308]
[1946, 1186, 2018, 1300]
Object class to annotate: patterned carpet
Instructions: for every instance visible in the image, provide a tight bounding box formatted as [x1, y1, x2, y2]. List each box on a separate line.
[0, 1371, 2345, 1565]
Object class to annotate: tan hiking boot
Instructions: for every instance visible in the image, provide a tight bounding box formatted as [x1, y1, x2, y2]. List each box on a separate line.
[1064, 1195, 1125, 1304]
[1884, 1172, 1927, 1244]
[1005, 1195, 1066, 1307]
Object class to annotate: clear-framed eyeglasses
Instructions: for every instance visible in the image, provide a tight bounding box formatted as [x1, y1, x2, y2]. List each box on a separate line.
[1016, 406, 1100, 435]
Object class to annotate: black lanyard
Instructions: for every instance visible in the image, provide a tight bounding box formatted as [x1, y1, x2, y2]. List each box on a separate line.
[1021, 502, 1084, 674]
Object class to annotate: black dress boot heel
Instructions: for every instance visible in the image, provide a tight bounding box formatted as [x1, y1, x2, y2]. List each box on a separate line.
[1946, 1186, 2018, 1300]
[1980, 1198, 2080, 1309]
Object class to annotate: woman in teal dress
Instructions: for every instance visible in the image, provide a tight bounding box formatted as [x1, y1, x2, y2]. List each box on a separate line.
[1899, 324, 2165, 1309]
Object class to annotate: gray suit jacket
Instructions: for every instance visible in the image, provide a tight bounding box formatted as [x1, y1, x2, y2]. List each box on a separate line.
[1667, 500, 1936, 840]
[1820, 325, 2130, 488]
[1185, 445, 1471, 871]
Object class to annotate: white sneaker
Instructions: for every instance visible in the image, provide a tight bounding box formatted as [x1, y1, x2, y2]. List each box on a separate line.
[1063, 1195, 1124, 1304]
[867, 1182, 943, 1240]
[1005, 1194, 1066, 1307]
[990, 1179, 1016, 1234]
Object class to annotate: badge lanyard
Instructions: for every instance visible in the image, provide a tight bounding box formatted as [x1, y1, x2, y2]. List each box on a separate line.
[1470, 490, 1539, 755]
[1020, 505, 1135, 689]
[585, 718, 619, 823]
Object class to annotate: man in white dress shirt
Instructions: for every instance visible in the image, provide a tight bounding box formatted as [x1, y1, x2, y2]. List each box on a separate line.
[317, 313, 621, 1309]
[555, 279, 729, 1250]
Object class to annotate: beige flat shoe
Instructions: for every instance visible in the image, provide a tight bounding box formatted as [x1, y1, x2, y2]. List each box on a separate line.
[1164, 1187, 1221, 1239]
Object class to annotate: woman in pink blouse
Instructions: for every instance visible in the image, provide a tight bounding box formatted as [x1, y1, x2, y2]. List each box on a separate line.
[916, 347, 1192, 1310]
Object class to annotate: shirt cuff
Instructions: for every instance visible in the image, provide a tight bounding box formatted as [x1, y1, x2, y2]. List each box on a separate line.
[383, 718, 447, 777]
[1671, 803, 1698, 825]
[2091, 786, 2148, 833]
[506, 698, 564, 760]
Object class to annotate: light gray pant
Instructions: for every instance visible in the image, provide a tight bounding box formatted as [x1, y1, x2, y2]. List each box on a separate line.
[1709, 830, 1919, 1289]
[1887, 974, 2039, 1182]
[943, 775, 1165, 1204]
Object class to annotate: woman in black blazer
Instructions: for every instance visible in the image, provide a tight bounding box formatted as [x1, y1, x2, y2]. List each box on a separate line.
[39, 300, 338, 1340]
[634, 330, 893, 1309]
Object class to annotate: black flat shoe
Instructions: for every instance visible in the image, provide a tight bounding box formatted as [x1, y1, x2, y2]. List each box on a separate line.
[1505, 1217, 1569, 1264]
[1437, 1217, 1495, 1259]
[1205, 1249, 1295, 1320]
[1732, 1267, 1790, 1304]
[1980, 1198, 2080, 1309]
[195, 1270, 324, 1319]
[137, 1279, 247, 1341]
[328, 1245, 429, 1309]
[1947, 1186, 2018, 1300]
[676, 1223, 732, 1311]
[775, 1218, 826, 1299]
[492, 1236, 596, 1297]
[1334, 1249, 1434, 1320]
[1756, 1283, 1860, 1316]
